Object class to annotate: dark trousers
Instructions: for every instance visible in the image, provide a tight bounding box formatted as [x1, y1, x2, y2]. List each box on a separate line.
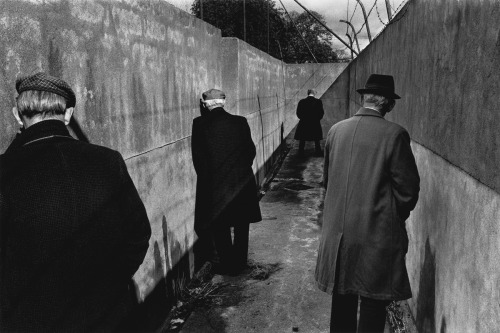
[330, 293, 390, 333]
[299, 140, 321, 153]
[213, 223, 250, 269]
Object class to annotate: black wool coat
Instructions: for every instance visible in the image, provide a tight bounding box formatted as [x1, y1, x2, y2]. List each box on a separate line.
[191, 108, 262, 233]
[294, 96, 325, 141]
[0, 120, 151, 332]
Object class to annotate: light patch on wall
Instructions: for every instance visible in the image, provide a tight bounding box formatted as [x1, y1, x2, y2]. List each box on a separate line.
[5, 48, 21, 75]
[144, 18, 166, 42]
[0, 15, 42, 42]
[112, 7, 142, 39]
[61, 29, 80, 49]
[167, 27, 184, 46]
[71, 1, 104, 25]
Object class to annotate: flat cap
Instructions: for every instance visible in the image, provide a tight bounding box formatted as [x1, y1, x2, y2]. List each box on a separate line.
[202, 88, 225, 101]
[16, 72, 76, 108]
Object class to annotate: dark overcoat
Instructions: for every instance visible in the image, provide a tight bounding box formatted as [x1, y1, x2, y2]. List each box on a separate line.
[191, 107, 261, 233]
[294, 96, 324, 141]
[315, 108, 420, 301]
[0, 120, 151, 332]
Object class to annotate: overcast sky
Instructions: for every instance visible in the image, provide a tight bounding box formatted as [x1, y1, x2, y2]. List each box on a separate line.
[165, 0, 408, 54]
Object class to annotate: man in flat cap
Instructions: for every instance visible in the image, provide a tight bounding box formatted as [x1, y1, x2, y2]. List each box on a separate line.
[315, 74, 420, 332]
[191, 89, 261, 275]
[294, 89, 325, 156]
[0, 72, 151, 331]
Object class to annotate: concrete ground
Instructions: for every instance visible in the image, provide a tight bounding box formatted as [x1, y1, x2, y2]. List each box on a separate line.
[177, 136, 416, 333]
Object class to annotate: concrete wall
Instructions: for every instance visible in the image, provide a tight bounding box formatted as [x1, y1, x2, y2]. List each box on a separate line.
[0, 0, 344, 327]
[321, 0, 500, 331]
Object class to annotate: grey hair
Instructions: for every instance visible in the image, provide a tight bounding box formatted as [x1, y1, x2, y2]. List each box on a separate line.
[307, 89, 317, 96]
[362, 93, 394, 110]
[16, 90, 67, 119]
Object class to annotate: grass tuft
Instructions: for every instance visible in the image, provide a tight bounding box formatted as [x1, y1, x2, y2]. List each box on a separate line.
[247, 259, 282, 280]
[386, 301, 407, 333]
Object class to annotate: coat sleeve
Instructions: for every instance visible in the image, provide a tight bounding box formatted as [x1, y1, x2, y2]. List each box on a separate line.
[191, 119, 208, 176]
[116, 152, 152, 277]
[323, 131, 331, 189]
[389, 130, 420, 221]
[317, 99, 325, 120]
[241, 118, 257, 167]
[296, 100, 305, 120]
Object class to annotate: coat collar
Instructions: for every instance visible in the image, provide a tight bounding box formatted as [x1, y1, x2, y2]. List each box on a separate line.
[207, 107, 229, 117]
[354, 107, 384, 118]
[5, 120, 74, 154]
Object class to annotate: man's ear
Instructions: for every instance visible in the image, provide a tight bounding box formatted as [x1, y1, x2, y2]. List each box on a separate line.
[64, 107, 74, 125]
[12, 107, 23, 126]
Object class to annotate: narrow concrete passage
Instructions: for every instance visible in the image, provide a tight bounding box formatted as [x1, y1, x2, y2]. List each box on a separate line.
[179, 138, 331, 333]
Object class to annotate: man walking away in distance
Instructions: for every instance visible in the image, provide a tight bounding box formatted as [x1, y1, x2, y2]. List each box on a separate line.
[294, 89, 325, 156]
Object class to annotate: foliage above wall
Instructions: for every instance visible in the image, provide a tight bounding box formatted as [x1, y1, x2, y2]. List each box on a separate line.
[190, 0, 341, 63]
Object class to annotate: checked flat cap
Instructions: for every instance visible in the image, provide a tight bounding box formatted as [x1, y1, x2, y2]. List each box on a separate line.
[16, 72, 76, 108]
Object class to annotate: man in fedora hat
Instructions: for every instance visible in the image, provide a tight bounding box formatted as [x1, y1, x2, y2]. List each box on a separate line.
[0, 72, 151, 331]
[315, 74, 420, 332]
[191, 89, 261, 275]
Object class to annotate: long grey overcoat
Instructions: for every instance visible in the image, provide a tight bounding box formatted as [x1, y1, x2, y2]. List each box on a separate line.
[315, 108, 420, 301]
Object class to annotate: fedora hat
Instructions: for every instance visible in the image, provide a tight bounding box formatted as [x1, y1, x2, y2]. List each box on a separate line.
[356, 74, 400, 99]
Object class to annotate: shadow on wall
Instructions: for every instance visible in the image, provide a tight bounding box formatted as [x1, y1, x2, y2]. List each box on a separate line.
[440, 316, 447, 333]
[134, 216, 191, 331]
[416, 238, 436, 333]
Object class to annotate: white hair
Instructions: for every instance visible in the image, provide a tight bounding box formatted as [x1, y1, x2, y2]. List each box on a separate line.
[362, 93, 393, 110]
[203, 98, 226, 110]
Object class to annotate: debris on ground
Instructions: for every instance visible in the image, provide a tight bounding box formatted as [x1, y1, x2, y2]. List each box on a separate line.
[386, 301, 407, 333]
[160, 263, 225, 332]
[247, 259, 282, 280]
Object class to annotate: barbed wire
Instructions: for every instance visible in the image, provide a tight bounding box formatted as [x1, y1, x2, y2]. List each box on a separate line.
[375, 0, 386, 26]
[391, 0, 411, 17]
[346, 0, 350, 34]
[375, 0, 410, 27]
[349, 1, 359, 23]
[356, 0, 379, 36]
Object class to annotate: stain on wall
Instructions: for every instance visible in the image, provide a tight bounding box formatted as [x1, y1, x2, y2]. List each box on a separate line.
[320, 0, 500, 331]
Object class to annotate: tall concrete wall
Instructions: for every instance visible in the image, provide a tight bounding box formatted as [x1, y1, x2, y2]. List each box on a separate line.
[321, 0, 500, 331]
[0, 0, 344, 327]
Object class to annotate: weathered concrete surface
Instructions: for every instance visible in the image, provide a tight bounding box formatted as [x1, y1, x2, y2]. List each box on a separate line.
[321, 0, 500, 331]
[408, 143, 500, 332]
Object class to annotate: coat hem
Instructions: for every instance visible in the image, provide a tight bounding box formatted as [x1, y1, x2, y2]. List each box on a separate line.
[315, 280, 411, 301]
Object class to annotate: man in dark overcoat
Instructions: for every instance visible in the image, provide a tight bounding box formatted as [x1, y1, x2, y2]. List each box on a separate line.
[294, 89, 325, 156]
[191, 89, 261, 275]
[0, 73, 151, 332]
[315, 74, 420, 333]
